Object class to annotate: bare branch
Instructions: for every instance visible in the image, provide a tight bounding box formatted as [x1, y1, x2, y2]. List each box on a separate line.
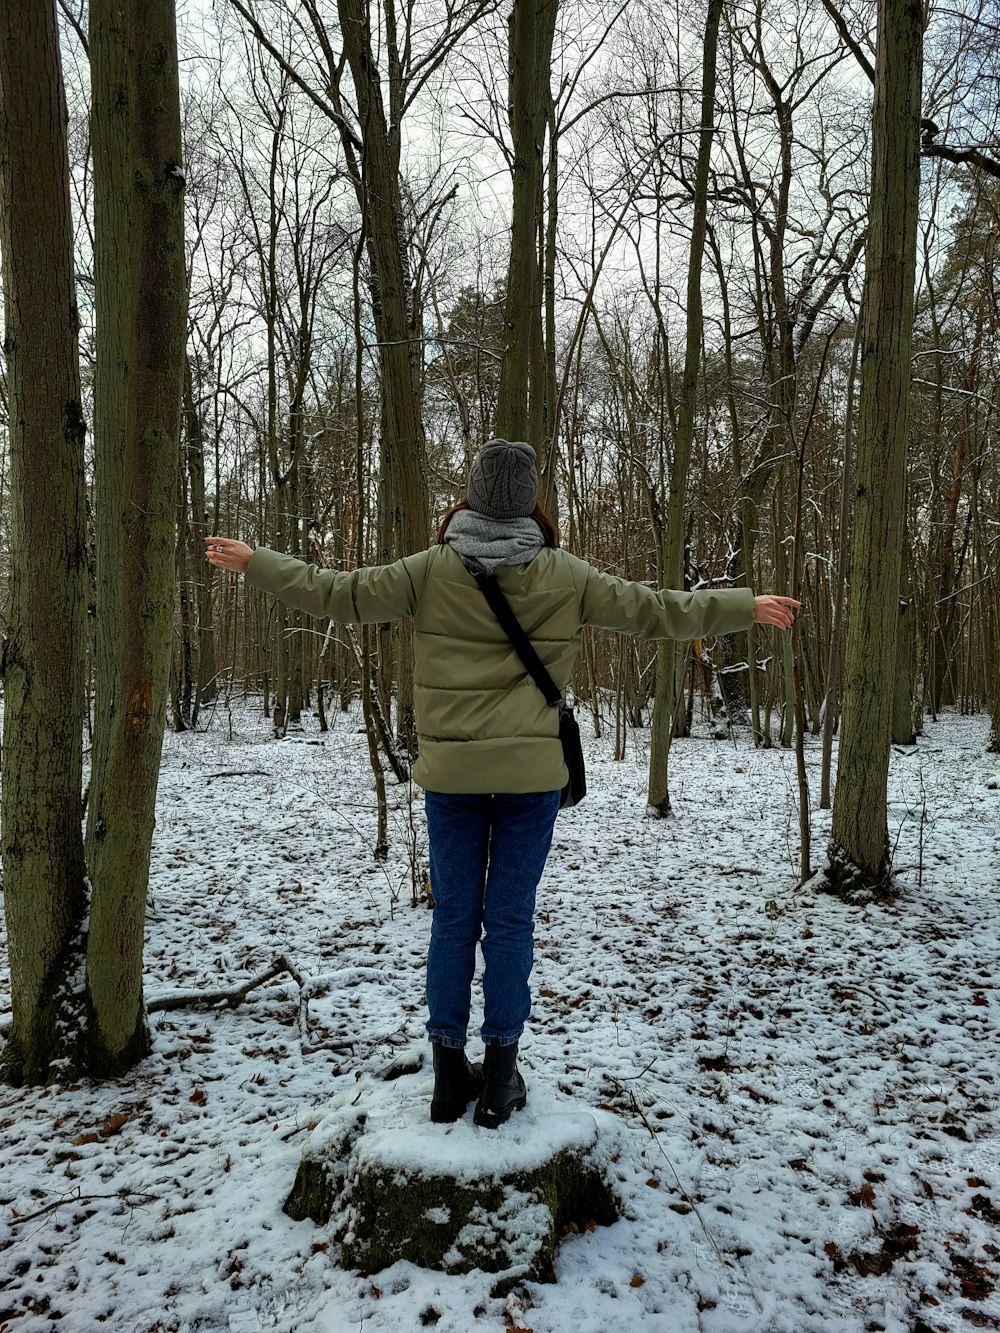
[821, 0, 1000, 179]
[226, 0, 363, 153]
[820, 0, 876, 82]
[57, 0, 89, 56]
[921, 139, 1000, 180]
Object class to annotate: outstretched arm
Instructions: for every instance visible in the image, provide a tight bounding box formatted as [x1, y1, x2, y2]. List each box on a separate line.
[204, 536, 430, 624]
[571, 553, 800, 640]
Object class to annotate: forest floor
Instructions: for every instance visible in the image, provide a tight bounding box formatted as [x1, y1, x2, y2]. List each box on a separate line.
[1, 701, 999, 1333]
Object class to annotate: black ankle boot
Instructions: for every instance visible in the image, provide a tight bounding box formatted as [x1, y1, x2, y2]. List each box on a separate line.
[473, 1042, 527, 1128]
[430, 1043, 484, 1124]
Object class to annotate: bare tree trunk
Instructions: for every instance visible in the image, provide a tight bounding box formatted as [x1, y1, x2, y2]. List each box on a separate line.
[820, 320, 862, 808]
[336, 0, 429, 757]
[931, 301, 982, 711]
[542, 93, 559, 523]
[646, 0, 722, 816]
[175, 428, 193, 730]
[0, 0, 89, 1085]
[337, 0, 429, 559]
[86, 0, 187, 1073]
[183, 356, 218, 722]
[825, 0, 923, 895]
[989, 545, 1000, 751]
[893, 524, 917, 745]
[494, 0, 557, 447]
[786, 323, 841, 882]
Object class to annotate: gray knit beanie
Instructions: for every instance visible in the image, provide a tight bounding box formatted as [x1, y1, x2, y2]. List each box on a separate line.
[467, 439, 538, 520]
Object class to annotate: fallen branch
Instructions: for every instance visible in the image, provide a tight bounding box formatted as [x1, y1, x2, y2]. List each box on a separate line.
[147, 955, 304, 1014]
[2, 964, 297, 1043]
[3, 956, 358, 1055]
[10, 1186, 158, 1225]
[146, 957, 381, 1056]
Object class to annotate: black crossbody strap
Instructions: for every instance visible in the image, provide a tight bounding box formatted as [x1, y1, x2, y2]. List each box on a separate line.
[472, 570, 562, 708]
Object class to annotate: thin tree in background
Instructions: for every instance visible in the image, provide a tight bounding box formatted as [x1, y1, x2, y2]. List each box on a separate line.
[182, 354, 219, 724]
[0, 0, 89, 1084]
[228, 0, 499, 560]
[646, 0, 723, 815]
[991, 554, 1000, 749]
[227, 0, 496, 757]
[334, 0, 430, 560]
[824, 0, 924, 895]
[820, 321, 861, 809]
[85, 0, 187, 1072]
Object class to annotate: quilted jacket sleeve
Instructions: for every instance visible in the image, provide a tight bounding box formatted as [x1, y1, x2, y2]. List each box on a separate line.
[567, 553, 756, 641]
[245, 546, 433, 623]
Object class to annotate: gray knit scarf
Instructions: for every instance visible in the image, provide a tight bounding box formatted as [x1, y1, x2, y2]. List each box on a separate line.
[442, 508, 544, 574]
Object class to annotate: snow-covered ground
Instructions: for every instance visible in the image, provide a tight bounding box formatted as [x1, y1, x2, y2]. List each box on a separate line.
[1, 701, 998, 1333]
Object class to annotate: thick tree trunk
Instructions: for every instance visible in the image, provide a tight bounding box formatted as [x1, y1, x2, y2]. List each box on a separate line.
[494, 0, 557, 448]
[283, 1069, 620, 1279]
[337, 0, 429, 763]
[541, 95, 559, 521]
[825, 0, 923, 895]
[338, 0, 429, 559]
[646, 0, 722, 815]
[86, 0, 187, 1073]
[0, 0, 89, 1085]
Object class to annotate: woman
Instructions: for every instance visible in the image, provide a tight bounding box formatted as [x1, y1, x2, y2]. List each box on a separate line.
[206, 439, 799, 1129]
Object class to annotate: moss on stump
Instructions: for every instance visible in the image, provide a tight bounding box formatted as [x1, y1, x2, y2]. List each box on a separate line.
[284, 1057, 623, 1279]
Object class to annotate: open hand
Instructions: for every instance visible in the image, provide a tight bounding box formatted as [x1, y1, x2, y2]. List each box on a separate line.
[204, 536, 253, 574]
[753, 595, 801, 630]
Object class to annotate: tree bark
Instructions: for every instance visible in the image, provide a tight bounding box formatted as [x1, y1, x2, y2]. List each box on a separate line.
[0, 0, 89, 1085]
[931, 298, 982, 711]
[820, 320, 862, 809]
[893, 532, 917, 745]
[86, 0, 187, 1072]
[183, 357, 218, 721]
[337, 0, 429, 559]
[989, 498, 1000, 750]
[646, 0, 723, 816]
[825, 0, 924, 894]
[494, 0, 557, 448]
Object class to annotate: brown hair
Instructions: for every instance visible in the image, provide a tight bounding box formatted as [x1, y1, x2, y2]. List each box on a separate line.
[436, 498, 559, 548]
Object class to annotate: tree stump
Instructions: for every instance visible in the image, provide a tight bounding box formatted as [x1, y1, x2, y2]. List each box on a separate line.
[284, 1050, 623, 1279]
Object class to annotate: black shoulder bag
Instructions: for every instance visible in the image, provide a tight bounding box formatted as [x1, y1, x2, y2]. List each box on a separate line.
[472, 569, 586, 810]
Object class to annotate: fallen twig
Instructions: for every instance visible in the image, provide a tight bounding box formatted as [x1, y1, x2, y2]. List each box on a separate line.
[10, 1187, 157, 1226]
[626, 1087, 731, 1270]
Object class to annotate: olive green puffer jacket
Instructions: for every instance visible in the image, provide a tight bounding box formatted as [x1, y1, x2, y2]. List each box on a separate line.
[246, 543, 755, 794]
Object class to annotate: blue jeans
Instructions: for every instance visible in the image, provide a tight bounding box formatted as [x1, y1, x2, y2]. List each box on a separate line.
[424, 790, 561, 1049]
